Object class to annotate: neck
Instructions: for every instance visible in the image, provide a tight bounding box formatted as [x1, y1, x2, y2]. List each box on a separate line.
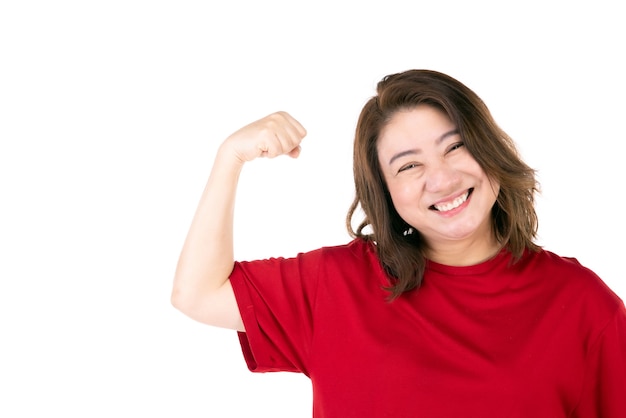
[426, 235, 502, 267]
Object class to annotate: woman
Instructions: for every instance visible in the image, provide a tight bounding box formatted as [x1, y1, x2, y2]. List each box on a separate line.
[172, 69, 626, 417]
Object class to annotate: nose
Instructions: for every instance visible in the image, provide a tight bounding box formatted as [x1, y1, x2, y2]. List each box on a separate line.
[424, 161, 460, 193]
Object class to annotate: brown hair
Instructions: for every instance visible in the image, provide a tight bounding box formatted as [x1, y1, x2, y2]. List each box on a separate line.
[346, 69, 540, 299]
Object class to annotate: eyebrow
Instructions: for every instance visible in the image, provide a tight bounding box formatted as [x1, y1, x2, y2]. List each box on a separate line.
[387, 129, 460, 166]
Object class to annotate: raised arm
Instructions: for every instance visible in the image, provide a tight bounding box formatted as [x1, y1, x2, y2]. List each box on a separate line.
[171, 111, 307, 331]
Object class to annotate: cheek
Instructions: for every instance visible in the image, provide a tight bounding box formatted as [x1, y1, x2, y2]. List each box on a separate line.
[467, 159, 498, 192]
[387, 181, 419, 210]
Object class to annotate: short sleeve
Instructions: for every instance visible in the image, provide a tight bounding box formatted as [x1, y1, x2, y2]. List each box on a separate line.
[229, 248, 323, 376]
[573, 302, 626, 417]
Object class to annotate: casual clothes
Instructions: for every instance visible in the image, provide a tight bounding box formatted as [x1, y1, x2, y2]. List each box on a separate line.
[230, 238, 626, 417]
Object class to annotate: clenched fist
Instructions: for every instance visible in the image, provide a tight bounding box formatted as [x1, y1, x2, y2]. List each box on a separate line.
[221, 111, 307, 164]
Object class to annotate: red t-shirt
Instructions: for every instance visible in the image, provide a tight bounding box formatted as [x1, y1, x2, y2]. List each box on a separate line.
[230, 239, 626, 417]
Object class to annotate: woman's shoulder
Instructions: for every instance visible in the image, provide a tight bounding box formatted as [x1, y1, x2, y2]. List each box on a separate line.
[531, 248, 601, 280]
[296, 238, 379, 271]
[308, 237, 377, 264]
[320, 237, 375, 254]
[525, 248, 592, 275]
[528, 248, 623, 310]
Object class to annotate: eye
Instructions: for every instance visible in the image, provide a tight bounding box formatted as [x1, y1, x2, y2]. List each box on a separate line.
[447, 142, 465, 153]
[398, 162, 420, 173]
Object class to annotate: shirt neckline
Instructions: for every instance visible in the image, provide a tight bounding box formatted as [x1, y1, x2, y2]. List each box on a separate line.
[425, 248, 513, 276]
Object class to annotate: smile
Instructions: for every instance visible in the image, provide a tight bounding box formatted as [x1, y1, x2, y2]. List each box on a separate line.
[430, 189, 473, 212]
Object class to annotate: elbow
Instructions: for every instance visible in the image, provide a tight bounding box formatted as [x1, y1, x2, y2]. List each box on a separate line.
[170, 278, 241, 330]
[170, 280, 213, 317]
[170, 287, 183, 311]
[170, 283, 194, 313]
[170, 268, 200, 313]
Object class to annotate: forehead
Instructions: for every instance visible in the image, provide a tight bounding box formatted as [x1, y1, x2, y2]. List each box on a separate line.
[378, 105, 456, 150]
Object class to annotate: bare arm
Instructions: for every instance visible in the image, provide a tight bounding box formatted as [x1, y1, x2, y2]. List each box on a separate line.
[171, 111, 307, 331]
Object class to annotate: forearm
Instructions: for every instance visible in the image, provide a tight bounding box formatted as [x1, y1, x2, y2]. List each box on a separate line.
[172, 144, 242, 304]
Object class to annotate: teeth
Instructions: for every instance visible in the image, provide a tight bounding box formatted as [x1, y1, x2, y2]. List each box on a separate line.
[434, 191, 469, 212]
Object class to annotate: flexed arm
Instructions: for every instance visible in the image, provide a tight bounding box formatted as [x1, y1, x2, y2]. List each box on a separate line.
[171, 112, 307, 331]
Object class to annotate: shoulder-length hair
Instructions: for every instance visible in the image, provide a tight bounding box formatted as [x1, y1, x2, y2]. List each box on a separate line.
[346, 69, 540, 300]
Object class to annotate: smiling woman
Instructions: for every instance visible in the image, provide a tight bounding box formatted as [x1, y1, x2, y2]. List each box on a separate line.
[348, 70, 539, 298]
[172, 69, 626, 417]
[376, 105, 501, 267]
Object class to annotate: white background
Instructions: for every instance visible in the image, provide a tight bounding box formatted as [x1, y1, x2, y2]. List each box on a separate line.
[1, 1, 624, 417]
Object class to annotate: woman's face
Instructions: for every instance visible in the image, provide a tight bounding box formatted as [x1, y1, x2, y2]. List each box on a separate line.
[377, 105, 500, 262]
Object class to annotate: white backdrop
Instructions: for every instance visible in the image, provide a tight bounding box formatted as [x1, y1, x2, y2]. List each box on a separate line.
[1, 1, 624, 417]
